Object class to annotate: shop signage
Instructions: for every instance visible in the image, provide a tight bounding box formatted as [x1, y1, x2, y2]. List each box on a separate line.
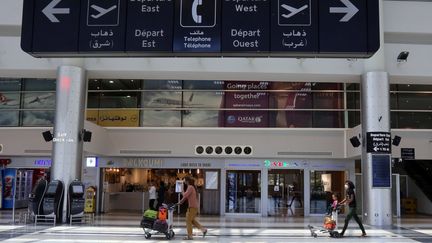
[34, 159, 52, 167]
[180, 162, 212, 168]
[264, 160, 307, 168]
[21, 0, 379, 57]
[227, 163, 260, 167]
[0, 159, 11, 167]
[401, 148, 415, 160]
[125, 158, 163, 168]
[86, 157, 97, 167]
[366, 132, 391, 153]
[0, 144, 3, 153]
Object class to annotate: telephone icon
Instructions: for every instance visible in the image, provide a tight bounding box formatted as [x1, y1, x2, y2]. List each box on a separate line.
[192, 0, 203, 24]
[179, 0, 216, 28]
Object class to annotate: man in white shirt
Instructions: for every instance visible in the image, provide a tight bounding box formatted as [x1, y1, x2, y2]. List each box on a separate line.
[149, 181, 157, 210]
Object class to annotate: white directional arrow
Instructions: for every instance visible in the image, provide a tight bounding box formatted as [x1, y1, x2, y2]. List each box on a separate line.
[42, 0, 70, 23]
[374, 146, 379, 152]
[329, 0, 359, 22]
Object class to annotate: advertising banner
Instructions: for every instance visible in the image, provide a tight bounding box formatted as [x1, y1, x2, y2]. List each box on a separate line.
[224, 81, 269, 127]
[86, 109, 139, 127]
[182, 80, 224, 127]
[270, 82, 312, 128]
[98, 109, 139, 127]
[2, 168, 16, 209]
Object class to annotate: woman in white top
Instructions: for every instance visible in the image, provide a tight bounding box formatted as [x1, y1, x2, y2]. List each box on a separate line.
[148, 181, 157, 210]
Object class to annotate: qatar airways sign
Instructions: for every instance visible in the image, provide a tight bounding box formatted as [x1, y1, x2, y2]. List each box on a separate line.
[224, 81, 269, 127]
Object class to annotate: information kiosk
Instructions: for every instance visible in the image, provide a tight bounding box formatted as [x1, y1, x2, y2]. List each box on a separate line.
[28, 178, 48, 217]
[40, 180, 64, 224]
[67, 180, 85, 224]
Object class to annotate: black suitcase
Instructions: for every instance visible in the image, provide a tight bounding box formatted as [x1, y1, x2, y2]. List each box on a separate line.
[140, 217, 156, 229]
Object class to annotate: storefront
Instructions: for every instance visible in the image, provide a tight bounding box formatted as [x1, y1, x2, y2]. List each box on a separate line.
[94, 157, 224, 215]
[86, 157, 354, 217]
[262, 159, 354, 217]
[0, 157, 51, 209]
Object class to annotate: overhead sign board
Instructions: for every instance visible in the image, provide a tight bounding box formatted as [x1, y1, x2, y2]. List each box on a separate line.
[173, 0, 221, 52]
[271, 0, 318, 53]
[222, 0, 270, 53]
[31, 0, 81, 53]
[126, 0, 174, 53]
[366, 132, 391, 154]
[320, 0, 367, 53]
[21, 0, 380, 57]
[401, 148, 415, 160]
[79, 0, 127, 52]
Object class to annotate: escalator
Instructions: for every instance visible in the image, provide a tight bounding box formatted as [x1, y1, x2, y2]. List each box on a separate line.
[403, 160, 432, 202]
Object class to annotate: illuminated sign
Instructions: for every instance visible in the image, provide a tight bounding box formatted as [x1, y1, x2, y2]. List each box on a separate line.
[53, 132, 75, 143]
[86, 157, 97, 167]
[264, 160, 306, 168]
[227, 163, 260, 167]
[34, 159, 52, 167]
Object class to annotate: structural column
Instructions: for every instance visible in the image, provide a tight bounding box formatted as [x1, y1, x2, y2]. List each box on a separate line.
[51, 65, 87, 222]
[360, 71, 392, 226]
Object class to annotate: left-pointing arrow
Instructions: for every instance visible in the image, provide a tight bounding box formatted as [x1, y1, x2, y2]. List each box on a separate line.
[329, 0, 359, 22]
[42, 0, 70, 23]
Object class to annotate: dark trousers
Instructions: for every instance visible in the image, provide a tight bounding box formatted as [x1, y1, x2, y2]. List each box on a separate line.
[149, 199, 156, 210]
[341, 207, 366, 235]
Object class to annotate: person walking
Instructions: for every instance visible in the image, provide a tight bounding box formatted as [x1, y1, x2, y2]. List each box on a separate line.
[178, 177, 207, 240]
[339, 180, 366, 237]
[157, 181, 166, 209]
[148, 181, 157, 210]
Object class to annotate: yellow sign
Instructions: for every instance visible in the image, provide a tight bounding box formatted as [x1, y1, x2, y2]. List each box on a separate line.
[86, 109, 139, 127]
[86, 110, 99, 124]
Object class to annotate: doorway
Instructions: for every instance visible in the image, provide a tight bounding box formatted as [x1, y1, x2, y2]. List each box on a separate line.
[267, 169, 304, 217]
[225, 170, 261, 214]
[310, 170, 346, 215]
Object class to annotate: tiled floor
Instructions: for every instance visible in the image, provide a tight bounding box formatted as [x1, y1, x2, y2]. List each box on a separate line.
[0, 210, 431, 242]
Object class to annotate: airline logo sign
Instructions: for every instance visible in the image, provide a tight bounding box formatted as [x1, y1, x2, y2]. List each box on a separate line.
[21, 0, 379, 57]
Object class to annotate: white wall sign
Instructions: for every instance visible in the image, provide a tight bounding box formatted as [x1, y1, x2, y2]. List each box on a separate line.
[175, 180, 184, 193]
[86, 157, 97, 167]
[205, 171, 218, 190]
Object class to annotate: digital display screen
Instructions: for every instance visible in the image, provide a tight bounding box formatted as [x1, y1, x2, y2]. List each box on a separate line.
[72, 185, 83, 194]
[46, 185, 57, 194]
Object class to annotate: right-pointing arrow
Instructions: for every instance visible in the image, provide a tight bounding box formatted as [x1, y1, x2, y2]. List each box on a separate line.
[42, 0, 70, 23]
[329, 0, 359, 22]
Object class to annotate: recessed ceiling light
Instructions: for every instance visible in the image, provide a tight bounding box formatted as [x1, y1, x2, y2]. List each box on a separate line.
[126, 95, 131, 98]
[109, 80, 114, 84]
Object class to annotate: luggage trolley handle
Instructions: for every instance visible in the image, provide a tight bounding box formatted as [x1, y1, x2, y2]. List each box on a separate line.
[167, 204, 177, 227]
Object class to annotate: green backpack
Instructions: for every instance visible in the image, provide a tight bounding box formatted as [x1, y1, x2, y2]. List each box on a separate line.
[143, 209, 158, 219]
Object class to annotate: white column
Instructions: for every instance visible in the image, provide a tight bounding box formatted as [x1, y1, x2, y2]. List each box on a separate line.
[51, 65, 87, 223]
[360, 72, 392, 226]
[361, 0, 392, 227]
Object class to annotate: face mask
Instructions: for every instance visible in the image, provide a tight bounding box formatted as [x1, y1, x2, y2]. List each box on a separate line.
[344, 185, 349, 189]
